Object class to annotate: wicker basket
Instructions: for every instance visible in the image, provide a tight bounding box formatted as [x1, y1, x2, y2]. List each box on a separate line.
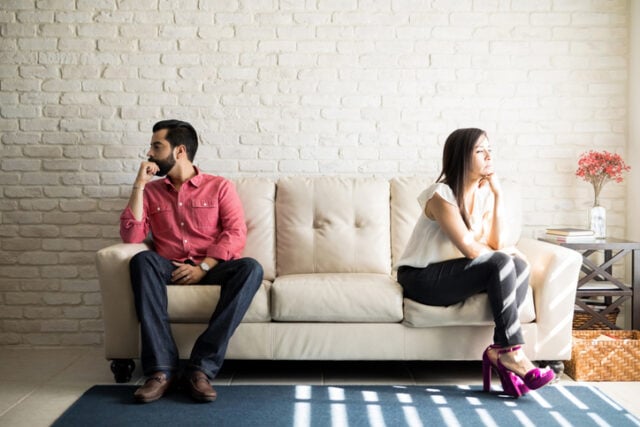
[565, 330, 640, 381]
[572, 307, 620, 330]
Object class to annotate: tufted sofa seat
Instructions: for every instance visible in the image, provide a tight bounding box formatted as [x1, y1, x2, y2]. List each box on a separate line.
[97, 176, 582, 382]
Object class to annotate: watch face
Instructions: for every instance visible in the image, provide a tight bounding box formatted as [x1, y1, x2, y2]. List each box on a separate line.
[200, 262, 210, 272]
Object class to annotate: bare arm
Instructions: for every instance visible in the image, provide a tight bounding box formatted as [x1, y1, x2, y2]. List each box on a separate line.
[127, 161, 159, 221]
[480, 174, 505, 250]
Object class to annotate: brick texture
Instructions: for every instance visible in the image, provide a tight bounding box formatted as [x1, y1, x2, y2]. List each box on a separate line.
[0, 1, 631, 345]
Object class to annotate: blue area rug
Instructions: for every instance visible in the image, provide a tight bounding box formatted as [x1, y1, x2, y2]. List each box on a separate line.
[53, 384, 639, 427]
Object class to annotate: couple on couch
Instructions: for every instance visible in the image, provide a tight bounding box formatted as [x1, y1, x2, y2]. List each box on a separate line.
[123, 120, 554, 404]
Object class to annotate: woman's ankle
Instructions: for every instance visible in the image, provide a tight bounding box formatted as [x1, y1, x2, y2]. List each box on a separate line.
[499, 349, 535, 376]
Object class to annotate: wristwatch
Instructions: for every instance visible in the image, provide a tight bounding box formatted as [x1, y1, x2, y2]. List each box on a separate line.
[199, 261, 211, 272]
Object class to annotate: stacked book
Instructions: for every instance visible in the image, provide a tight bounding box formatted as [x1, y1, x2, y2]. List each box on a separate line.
[543, 228, 596, 243]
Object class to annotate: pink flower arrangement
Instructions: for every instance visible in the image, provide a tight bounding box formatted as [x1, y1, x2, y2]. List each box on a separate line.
[576, 150, 630, 206]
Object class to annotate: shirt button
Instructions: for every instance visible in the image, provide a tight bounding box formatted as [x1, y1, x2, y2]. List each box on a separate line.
[184, 239, 188, 243]
[203, 202, 207, 206]
[180, 222, 184, 226]
[179, 202, 183, 207]
[157, 207, 161, 211]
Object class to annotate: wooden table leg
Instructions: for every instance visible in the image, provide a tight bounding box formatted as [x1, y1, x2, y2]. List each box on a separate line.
[633, 250, 639, 330]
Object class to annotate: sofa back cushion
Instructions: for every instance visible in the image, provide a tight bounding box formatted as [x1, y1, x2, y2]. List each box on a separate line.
[276, 177, 391, 275]
[390, 177, 430, 268]
[233, 178, 276, 281]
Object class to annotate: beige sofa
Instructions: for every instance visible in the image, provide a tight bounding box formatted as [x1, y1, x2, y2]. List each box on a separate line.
[97, 177, 582, 382]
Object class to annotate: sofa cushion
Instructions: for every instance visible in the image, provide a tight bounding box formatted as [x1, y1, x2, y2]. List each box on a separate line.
[390, 177, 430, 268]
[167, 281, 271, 323]
[271, 273, 403, 322]
[275, 177, 391, 275]
[233, 178, 276, 281]
[403, 285, 535, 327]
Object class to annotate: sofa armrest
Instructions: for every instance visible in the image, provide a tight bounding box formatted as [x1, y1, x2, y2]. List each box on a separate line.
[516, 237, 582, 360]
[96, 243, 149, 360]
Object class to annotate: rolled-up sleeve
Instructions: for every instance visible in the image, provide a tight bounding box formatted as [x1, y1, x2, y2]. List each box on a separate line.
[120, 206, 149, 243]
[206, 180, 247, 261]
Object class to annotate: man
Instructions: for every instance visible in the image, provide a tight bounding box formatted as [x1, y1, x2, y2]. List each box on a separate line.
[120, 119, 263, 403]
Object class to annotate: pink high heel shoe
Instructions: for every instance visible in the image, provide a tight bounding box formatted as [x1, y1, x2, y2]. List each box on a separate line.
[495, 345, 555, 390]
[482, 345, 530, 398]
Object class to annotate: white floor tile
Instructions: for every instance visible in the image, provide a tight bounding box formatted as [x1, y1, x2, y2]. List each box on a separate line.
[0, 348, 84, 383]
[0, 381, 40, 417]
[0, 383, 90, 427]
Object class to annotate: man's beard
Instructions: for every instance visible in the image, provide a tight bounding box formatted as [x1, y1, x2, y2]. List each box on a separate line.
[150, 152, 176, 176]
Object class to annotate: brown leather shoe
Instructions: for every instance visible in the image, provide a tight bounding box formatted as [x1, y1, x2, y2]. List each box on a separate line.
[134, 372, 173, 403]
[188, 370, 217, 402]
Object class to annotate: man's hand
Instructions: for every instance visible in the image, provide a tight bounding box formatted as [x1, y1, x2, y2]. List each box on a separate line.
[134, 161, 160, 188]
[171, 261, 206, 285]
[127, 161, 159, 222]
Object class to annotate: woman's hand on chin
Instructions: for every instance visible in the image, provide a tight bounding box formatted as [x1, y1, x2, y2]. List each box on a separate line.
[480, 173, 502, 197]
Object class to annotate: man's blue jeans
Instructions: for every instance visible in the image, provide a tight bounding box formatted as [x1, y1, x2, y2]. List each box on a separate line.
[130, 251, 263, 379]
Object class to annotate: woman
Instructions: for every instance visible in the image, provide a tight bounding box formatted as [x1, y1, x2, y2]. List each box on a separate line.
[396, 128, 554, 397]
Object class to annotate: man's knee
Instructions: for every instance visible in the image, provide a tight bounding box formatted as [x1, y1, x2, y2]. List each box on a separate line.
[235, 258, 263, 289]
[129, 251, 169, 291]
[235, 257, 261, 272]
[130, 250, 155, 270]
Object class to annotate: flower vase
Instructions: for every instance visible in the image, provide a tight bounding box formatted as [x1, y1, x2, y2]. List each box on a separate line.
[589, 205, 606, 238]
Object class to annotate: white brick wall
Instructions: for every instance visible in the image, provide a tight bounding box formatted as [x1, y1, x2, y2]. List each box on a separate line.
[631, 2, 640, 246]
[0, 1, 631, 345]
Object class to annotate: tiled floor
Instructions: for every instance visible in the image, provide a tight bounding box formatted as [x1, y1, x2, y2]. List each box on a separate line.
[1, 346, 639, 426]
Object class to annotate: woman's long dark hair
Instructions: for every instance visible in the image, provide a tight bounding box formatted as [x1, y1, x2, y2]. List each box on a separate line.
[436, 128, 487, 229]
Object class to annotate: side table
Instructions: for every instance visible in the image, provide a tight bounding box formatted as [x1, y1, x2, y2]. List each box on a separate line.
[538, 237, 640, 330]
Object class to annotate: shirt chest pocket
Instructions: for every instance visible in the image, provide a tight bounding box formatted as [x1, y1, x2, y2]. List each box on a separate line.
[149, 205, 174, 232]
[190, 199, 218, 229]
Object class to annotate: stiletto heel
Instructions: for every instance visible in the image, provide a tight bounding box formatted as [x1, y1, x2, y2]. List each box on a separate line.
[496, 346, 555, 391]
[482, 345, 529, 398]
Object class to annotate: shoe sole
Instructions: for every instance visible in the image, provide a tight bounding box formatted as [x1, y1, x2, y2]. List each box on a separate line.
[135, 394, 163, 404]
[190, 390, 217, 402]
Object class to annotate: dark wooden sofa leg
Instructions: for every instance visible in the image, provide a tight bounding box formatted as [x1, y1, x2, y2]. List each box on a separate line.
[110, 359, 135, 383]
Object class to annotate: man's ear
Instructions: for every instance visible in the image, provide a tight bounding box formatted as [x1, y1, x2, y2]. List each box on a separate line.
[175, 144, 188, 160]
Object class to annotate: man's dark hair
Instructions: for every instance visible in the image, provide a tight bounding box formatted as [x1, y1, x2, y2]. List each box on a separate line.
[152, 119, 198, 162]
